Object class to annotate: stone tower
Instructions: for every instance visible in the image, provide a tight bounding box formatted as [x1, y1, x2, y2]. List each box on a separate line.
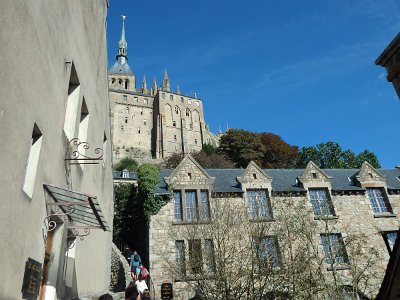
[108, 17, 219, 164]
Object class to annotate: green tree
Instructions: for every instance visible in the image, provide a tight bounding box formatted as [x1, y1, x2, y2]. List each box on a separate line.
[114, 156, 139, 171]
[295, 142, 381, 169]
[137, 164, 165, 222]
[218, 129, 265, 168]
[259, 132, 299, 168]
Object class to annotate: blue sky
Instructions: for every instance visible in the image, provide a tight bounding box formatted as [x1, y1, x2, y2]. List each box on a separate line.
[107, 0, 400, 168]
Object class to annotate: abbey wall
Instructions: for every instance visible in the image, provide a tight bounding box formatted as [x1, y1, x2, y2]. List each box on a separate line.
[109, 18, 218, 164]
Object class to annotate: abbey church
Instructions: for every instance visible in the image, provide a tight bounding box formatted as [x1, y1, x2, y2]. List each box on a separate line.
[109, 18, 219, 163]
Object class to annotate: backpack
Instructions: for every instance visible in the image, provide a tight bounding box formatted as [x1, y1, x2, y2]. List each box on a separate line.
[140, 266, 149, 279]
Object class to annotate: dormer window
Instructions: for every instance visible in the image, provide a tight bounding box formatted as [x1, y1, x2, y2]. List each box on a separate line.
[367, 188, 392, 214]
[122, 169, 129, 178]
[247, 190, 273, 220]
[309, 189, 335, 216]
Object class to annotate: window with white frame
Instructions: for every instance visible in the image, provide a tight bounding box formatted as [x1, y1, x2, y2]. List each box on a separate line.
[247, 190, 272, 220]
[201, 190, 210, 220]
[320, 233, 348, 265]
[383, 231, 398, 254]
[309, 188, 335, 216]
[185, 191, 198, 221]
[173, 191, 183, 221]
[122, 169, 129, 178]
[256, 236, 280, 269]
[367, 188, 392, 213]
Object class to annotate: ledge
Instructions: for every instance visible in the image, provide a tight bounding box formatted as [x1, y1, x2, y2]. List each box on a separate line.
[172, 219, 212, 225]
[374, 212, 397, 218]
[314, 215, 339, 220]
[249, 218, 276, 223]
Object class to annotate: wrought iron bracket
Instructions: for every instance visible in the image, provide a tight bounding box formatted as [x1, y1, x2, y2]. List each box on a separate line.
[43, 204, 76, 232]
[65, 138, 103, 165]
[68, 226, 92, 241]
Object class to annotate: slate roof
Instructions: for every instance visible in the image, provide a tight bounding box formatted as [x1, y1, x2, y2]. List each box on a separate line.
[109, 61, 133, 75]
[152, 168, 400, 195]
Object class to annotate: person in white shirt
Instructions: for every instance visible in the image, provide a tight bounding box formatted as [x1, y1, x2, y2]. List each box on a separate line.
[135, 274, 148, 294]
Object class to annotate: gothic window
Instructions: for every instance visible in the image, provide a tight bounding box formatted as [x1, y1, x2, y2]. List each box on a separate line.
[175, 106, 179, 114]
[186, 109, 190, 117]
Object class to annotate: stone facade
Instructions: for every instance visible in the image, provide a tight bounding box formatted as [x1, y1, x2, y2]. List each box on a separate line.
[0, 1, 114, 299]
[149, 156, 400, 299]
[109, 18, 219, 164]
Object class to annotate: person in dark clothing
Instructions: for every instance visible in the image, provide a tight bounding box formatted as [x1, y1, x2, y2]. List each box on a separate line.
[98, 293, 113, 300]
[142, 289, 151, 300]
[125, 281, 140, 300]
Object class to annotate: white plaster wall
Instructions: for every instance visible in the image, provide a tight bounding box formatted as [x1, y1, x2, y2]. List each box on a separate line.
[0, 0, 113, 298]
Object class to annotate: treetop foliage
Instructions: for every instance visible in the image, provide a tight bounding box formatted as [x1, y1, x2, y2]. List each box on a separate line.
[295, 141, 381, 169]
[217, 129, 381, 169]
[114, 157, 138, 171]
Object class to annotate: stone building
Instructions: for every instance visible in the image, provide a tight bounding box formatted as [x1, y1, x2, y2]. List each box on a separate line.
[0, 1, 113, 299]
[376, 33, 400, 99]
[149, 155, 400, 299]
[375, 32, 400, 299]
[109, 18, 219, 164]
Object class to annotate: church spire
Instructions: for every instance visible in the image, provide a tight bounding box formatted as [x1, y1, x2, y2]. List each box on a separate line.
[116, 15, 128, 64]
[163, 69, 170, 92]
[177, 84, 181, 95]
[142, 76, 147, 93]
[152, 76, 157, 95]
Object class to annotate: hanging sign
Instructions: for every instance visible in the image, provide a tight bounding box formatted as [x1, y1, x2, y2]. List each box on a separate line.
[21, 257, 42, 299]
